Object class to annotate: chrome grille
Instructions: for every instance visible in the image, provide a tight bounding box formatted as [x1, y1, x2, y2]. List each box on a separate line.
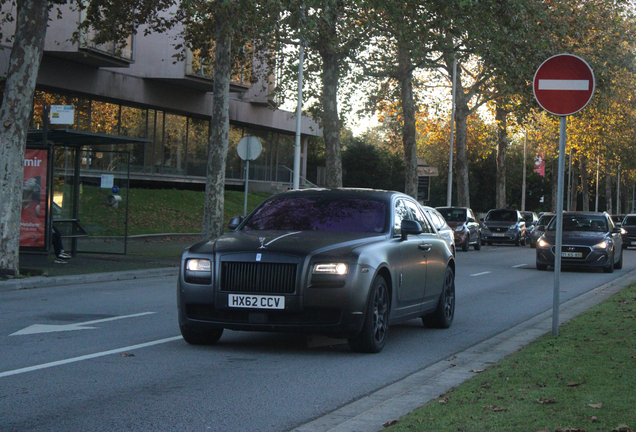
[220, 262, 297, 294]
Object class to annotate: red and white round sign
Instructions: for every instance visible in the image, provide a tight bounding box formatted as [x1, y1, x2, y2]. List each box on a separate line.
[533, 54, 595, 116]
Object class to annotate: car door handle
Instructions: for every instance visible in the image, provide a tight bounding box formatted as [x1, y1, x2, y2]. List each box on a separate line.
[419, 244, 432, 251]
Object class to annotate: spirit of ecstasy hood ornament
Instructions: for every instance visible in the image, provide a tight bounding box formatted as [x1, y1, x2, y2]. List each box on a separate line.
[259, 237, 266, 249]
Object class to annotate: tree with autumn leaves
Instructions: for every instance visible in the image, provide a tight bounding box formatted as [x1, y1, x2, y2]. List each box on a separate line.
[1, 0, 636, 277]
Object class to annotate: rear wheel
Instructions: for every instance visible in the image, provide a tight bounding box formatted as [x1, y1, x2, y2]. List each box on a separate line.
[474, 236, 481, 251]
[462, 235, 469, 252]
[422, 266, 455, 329]
[348, 276, 389, 353]
[536, 262, 548, 271]
[180, 325, 224, 345]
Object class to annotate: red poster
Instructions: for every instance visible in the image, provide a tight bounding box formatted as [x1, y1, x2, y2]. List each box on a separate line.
[20, 149, 48, 247]
[534, 153, 545, 177]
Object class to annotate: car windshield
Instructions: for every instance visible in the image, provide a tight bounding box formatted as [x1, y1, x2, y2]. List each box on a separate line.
[437, 208, 467, 222]
[548, 214, 608, 232]
[537, 215, 553, 226]
[242, 196, 387, 233]
[623, 216, 636, 226]
[486, 209, 517, 222]
[523, 214, 535, 224]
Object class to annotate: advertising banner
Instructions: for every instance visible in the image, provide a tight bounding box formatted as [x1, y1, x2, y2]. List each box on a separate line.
[534, 153, 545, 177]
[20, 149, 48, 248]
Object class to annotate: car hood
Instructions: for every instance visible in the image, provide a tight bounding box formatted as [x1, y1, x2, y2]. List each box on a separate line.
[622, 225, 636, 235]
[188, 230, 386, 256]
[446, 221, 465, 229]
[543, 231, 609, 246]
[483, 221, 517, 229]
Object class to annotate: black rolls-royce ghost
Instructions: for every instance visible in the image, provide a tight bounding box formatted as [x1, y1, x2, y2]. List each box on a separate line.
[178, 188, 456, 353]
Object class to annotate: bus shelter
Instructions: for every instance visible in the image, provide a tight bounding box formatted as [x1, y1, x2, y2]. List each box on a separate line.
[21, 129, 151, 257]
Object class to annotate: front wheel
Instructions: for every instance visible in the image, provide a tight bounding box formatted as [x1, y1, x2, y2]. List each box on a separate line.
[348, 276, 389, 353]
[462, 235, 469, 252]
[474, 236, 481, 251]
[603, 252, 615, 273]
[615, 249, 623, 270]
[180, 325, 224, 345]
[422, 266, 455, 329]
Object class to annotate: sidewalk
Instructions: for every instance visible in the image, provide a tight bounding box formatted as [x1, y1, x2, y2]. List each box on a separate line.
[1, 234, 199, 292]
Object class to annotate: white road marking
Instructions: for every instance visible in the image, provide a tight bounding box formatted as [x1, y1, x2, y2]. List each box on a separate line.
[470, 271, 491, 277]
[0, 336, 182, 378]
[11, 312, 156, 336]
[513, 264, 527, 268]
[538, 79, 589, 91]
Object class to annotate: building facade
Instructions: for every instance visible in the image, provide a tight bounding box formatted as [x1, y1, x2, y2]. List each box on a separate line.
[1, 4, 321, 191]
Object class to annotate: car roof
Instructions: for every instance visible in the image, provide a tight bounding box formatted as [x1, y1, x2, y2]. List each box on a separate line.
[272, 187, 405, 202]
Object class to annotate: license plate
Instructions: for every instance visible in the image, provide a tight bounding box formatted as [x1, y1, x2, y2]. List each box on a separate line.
[228, 294, 285, 309]
[561, 252, 582, 258]
[492, 233, 506, 237]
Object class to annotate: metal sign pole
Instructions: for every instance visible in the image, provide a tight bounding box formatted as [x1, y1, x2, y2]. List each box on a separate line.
[243, 145, 251, 217]
[552, 116, 567, 338]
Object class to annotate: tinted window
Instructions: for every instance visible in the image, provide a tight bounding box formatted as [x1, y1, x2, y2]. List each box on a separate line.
[523, 213, 535, 224]
[537, 214, 553, 226]
[623, 216, 636, 226]
[437, 207, 467, 222]
[486, 209, 518, 222]
[394, 199, 411, 235]
[548, 214, 608, 232]
[243, 196, 387, 233]
[405, 201, 433, 233]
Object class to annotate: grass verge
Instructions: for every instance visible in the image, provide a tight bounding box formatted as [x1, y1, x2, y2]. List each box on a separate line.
[386, 283, 636, 432]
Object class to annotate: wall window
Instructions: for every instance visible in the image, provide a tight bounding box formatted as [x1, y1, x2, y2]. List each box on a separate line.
[186, 118, 209, 177]
[119, 106, 147, 173]
[163, 113, 186, 175]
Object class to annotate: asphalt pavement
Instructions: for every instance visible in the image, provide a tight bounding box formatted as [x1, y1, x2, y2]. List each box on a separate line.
[2, 240, 636, 432]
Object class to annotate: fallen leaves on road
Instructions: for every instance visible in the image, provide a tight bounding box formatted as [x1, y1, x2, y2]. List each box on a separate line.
[382, 420, 398, 427]
[588, 403, 603, 409]
[470, 369, 485, 373]
[612, 425, 634, 432]
[567, 381, 584, 387]
[536, 398, 557, 404]
[121, 353, 135, 357]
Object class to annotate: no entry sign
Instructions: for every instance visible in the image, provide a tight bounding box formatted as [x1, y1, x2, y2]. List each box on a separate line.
[533, 54, 595, 116]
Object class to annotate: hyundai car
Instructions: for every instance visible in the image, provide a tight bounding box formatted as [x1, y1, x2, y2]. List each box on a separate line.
[535, 211, 623, 272]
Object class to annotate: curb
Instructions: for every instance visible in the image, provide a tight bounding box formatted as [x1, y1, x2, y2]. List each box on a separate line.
[292, 269, 636, 432]
[0, 267, 179, 292]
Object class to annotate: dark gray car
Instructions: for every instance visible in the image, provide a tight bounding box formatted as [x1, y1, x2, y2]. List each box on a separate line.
[178, 188, 456, 353]
[621, 214, 636, 248]
[536, 211, 623, 273]
[529, 213, 554, 248]
[480, 209, 527, 246]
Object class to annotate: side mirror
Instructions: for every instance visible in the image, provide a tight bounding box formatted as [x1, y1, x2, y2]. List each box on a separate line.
[228, 216, 244, 230]
[480, 218, 485, 222]
[536, 225, 545, 231]
[400, 219, 422, 240]
[612, 227, 621, 234]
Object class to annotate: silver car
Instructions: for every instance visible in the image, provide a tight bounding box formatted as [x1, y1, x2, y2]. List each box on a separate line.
[421, 205, 456, 256]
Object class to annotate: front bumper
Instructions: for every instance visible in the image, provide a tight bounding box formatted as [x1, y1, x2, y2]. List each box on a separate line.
[622, 235, 636, 247]
[177, 262, 375, 338]
[481, 230, 520, 243]
[536, 245, 611, 268]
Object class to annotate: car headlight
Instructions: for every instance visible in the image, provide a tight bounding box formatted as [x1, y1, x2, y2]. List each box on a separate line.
[187, 259, 211, 271]
[455, 225, 465, 232]
[185, 258, 212, 284]
[313, 263, 348, 275]
[621, 228, 627, 235]
[593, 241, 609, 250]
[538, 238, 550, 248]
